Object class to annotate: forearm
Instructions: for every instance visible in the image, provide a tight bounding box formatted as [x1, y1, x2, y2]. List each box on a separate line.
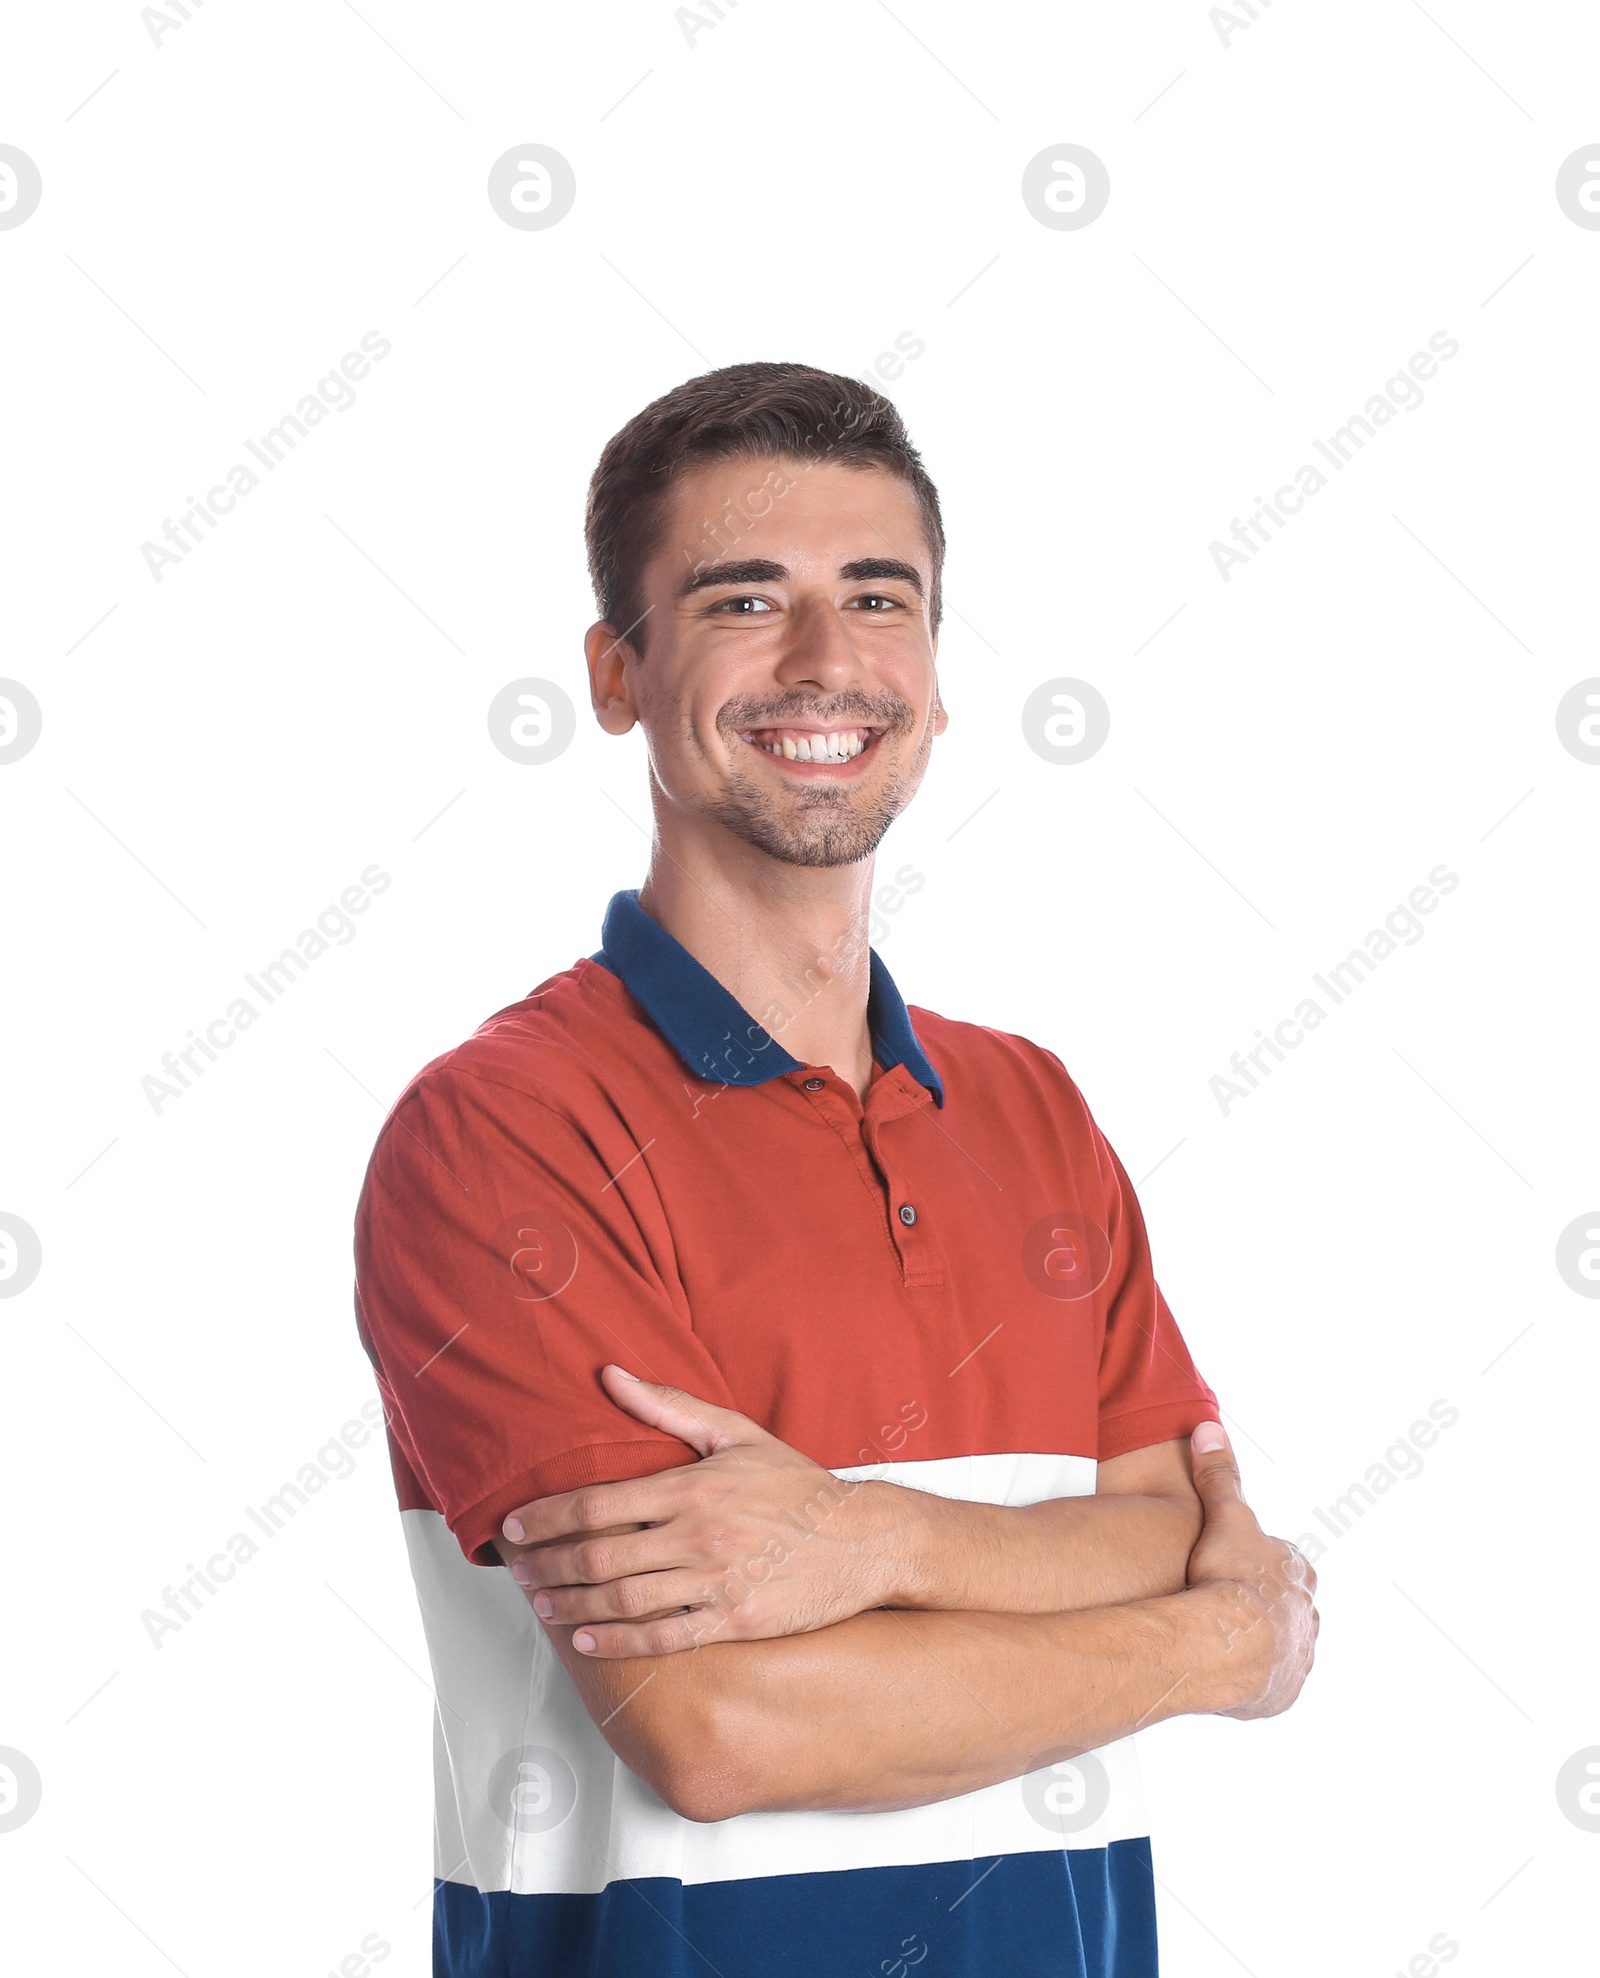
[561, 1581, 1238, 1821]
[712, 1594, 1220, 1814]
[868, 1481, 1202, 1616]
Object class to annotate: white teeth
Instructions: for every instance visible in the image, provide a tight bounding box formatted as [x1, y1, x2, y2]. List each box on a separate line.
[754, 729, 871, 760]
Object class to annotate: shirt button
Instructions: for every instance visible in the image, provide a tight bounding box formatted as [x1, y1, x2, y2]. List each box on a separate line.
[803, 1077, 825, 1091]
[898, 1204, 918, 1226]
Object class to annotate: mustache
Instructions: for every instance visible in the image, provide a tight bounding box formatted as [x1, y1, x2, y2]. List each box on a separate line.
[721, 690, 916, 734]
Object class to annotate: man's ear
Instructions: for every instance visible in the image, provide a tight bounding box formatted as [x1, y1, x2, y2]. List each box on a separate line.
[585, 619, 640, 735]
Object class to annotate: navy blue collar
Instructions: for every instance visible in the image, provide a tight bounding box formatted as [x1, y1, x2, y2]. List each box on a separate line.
[590, 889, 944, 1106]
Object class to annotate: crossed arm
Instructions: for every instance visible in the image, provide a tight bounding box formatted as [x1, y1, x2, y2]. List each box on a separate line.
[492, 1366, 1318, 1823]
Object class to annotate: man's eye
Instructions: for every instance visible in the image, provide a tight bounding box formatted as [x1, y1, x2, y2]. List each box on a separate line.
[713, 595, 773, 614]
[849, 593, 903, 611]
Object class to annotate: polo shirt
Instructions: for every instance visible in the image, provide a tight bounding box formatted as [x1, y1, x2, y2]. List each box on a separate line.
[352, 888, 1220, 1978]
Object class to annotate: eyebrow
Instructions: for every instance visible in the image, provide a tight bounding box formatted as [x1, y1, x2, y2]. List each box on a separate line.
[677, 557, 925, 600]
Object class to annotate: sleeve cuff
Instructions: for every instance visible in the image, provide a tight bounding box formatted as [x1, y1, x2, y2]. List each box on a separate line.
[1098, 1396, 1220, 1463]
[452, 1437, 698, 1566]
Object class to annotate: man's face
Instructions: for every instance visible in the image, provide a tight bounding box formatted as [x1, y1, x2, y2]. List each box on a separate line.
[589, 455, 946, 870]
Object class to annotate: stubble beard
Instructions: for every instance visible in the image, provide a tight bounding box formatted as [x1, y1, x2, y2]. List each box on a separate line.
[699, 698, 930, 870]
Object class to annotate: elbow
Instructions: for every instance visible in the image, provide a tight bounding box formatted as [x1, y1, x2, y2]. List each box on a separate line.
[625, 1691, 769, 1825]
[651, 1753, 755, 1824]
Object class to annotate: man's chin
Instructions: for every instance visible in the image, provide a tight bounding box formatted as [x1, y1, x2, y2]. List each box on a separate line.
[760, 839, 882, 870]
[700, 797, 893, 870]
[739, 824, 888, 869]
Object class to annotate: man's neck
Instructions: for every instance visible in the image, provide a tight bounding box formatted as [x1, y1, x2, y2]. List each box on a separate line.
[637, 848, 877, 1099]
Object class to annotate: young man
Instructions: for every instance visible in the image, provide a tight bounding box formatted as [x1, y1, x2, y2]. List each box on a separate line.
[352, 362, 1317, 1976]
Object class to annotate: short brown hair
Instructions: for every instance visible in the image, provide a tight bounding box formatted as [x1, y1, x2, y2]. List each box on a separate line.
[584, 360, 945, 653]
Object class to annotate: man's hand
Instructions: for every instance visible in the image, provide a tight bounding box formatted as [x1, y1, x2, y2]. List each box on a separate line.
[1184, 1421, 1319, 1720]
[499, 1366, 898, 1656]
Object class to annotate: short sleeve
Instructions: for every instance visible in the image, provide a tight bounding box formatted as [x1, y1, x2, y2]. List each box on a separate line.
[1086, 1113, 1220, 1461]
[353, 1067, 733, 1565]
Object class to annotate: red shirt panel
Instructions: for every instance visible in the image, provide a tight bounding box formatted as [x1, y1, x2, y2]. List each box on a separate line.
[353, 954, 1218, 1564]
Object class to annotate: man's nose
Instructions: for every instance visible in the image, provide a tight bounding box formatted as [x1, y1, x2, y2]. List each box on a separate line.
[771, 595, 862, 692]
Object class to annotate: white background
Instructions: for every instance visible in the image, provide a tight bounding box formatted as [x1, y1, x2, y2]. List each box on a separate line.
[3, 2, 1597, 1971]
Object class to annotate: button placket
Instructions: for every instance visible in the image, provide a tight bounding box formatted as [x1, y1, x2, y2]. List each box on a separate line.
[789, 1070, 900, 1243]
[864, 1094, 944, 1286]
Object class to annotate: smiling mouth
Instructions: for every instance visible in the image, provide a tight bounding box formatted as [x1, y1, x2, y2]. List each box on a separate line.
[736, 724, 883, 767]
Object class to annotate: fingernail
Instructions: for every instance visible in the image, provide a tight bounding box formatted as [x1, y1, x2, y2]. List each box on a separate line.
[573, 1630, 596, 1652]
[1192, 1421, 1226, 1453]
[532, 1592, 553, 1619]
[504, 1517, 525, 1542]
[610, 1365, 641, 1382]
[510, 1558, 531, 1586]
